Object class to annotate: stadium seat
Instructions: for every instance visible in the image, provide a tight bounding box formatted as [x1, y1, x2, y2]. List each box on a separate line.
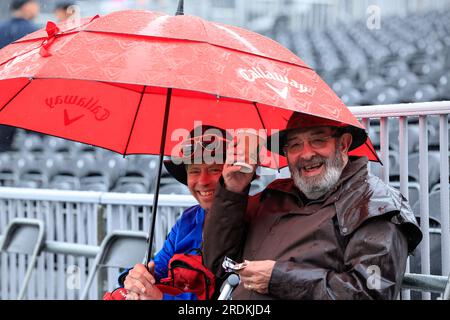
[399, 83, 439, 103]
[361, 85, 401, 105]
[389, 182, 420, 210]
[0, 218, 45, 300]
[48, 175, 80, 190]
[47, 159, 82, 190]
[111, 181, 149, 194]
[379, 60, 409, 79]
[17, 160, 50, 189]
[369, 153, 399, 179]
[388, 125, 420, 152]
[80, 171, 112, 192]
[113, 170, 151, 193]
[430, 65, 450, 98]
[339, 87, 363, 106]
[411, 188, 450, 227]
[18, 134, 43, 152]
[159, 183, 190, 195]
[388, 72, 420, 90]
[410, 59, 443, 78]
[408, 152, 441, 189]
[80, 230, 148, 300]
[0, 163, 20, 187]
[360, 76, 386, 93]
[103, 154, 128, 185]
[331, 78, 353, 96]
[409, 230, 442, 299]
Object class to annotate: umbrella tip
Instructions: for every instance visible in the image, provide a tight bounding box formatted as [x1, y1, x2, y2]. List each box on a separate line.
[175, 0, 184, 15]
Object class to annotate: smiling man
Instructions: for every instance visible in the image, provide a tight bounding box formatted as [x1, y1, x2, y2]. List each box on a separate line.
[203, 112, 422, 300]
[105, 125, 231, 300]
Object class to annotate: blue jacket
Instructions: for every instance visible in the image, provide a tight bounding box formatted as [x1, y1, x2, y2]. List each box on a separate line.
[0, 17, 38, 48]
[118, 205, 205, 300]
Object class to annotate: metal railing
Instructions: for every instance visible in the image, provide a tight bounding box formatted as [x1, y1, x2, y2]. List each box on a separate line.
[0, 189, 196, 300]
[0, 101, 449, 299]
[351, 101, 450, 300]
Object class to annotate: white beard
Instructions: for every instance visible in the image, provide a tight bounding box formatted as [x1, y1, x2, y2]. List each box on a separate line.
[289, 146, 345, 200]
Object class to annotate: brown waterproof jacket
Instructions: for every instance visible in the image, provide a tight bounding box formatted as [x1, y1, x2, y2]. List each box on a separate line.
[202, 157, 422, 299]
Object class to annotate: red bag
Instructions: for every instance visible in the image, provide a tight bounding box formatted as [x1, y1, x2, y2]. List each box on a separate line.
[103, 252, 215, 300]
[159, 252, 216, 300]
[103, 287, 128, 300]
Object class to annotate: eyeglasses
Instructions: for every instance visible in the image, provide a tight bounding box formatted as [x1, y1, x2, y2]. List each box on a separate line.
[284, 134, 336, 154]
[180, 133, 229, 157]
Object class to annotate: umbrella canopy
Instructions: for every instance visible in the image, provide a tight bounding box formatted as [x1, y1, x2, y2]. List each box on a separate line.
[0, 8, 379, 263]
[0, 10, 378, 166]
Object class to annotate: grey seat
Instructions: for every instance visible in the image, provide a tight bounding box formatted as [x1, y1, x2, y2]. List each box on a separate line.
[80, 230, 148, 300]
[0, 218, 45, 300]
[408, 152, 441, 189]
[17, 159, 52, 189]
[159, 183, 190, 195]
[48, 157, 96, 191]
[389, 72, 419, 90]
[112, 182, 148, 194]
[369, 153, 398, 179]
[399, 83, 438, 103]
[389, 181, 420, 211]
[80, 170, 112, 192]
[409, 188, 449, 299]
[0, 165, 19, 187]
[19, 135, 43, 152]
[411, 188, 450, 227]
[361, 86, 400, 105]
[388, 125, 420, 153]
[339, 87, 363, 106]
[409, 229, 442, 299]
[428, 120, 450, 150]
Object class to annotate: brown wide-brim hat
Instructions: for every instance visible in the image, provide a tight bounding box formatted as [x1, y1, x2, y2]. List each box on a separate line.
[266, 112, 367, 156]
[163, 125, 232, 185]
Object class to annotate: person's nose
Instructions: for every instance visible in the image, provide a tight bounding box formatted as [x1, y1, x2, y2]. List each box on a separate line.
[198, 171, 211, 186]
[298, 141, 316, 161]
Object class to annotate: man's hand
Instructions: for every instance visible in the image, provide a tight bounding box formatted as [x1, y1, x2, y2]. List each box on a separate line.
[237, 260, 276, 295]
[223, 142, 256, 193]
[124, 261, 163, 300]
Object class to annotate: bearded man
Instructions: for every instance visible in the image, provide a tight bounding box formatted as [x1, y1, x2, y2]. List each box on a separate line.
[202, 112, 422, 300]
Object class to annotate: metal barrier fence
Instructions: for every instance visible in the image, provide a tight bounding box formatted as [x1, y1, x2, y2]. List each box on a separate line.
[0, 189, 196, 300]
[352, 101, 450, 300]
[0, 101, 449, 300]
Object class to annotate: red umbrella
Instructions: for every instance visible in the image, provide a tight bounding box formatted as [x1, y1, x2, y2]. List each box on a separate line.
[0, 3, 379, 263]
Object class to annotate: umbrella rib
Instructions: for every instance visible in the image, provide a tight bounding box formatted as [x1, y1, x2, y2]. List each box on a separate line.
[253, 102, 280, 172]
[123, 85, 146, 155]
[0, 78, 32, 113]
[0, 45, 43, 68]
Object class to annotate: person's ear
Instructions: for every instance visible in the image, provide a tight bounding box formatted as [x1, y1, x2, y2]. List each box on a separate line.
[339, 133, 353, 153]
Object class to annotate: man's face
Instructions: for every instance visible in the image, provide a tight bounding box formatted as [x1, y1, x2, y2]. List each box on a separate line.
[284, 126, 351, 199]
[54, 8, 68, 22]
[22, 1, 40, 20]
[187, 163, 224, 211]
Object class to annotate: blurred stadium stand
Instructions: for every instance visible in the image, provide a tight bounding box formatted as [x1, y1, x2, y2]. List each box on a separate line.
[0, 5, 448, 193]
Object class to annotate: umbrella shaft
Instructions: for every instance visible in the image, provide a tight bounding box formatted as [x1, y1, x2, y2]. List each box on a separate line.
[145, 88, 173, 267]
